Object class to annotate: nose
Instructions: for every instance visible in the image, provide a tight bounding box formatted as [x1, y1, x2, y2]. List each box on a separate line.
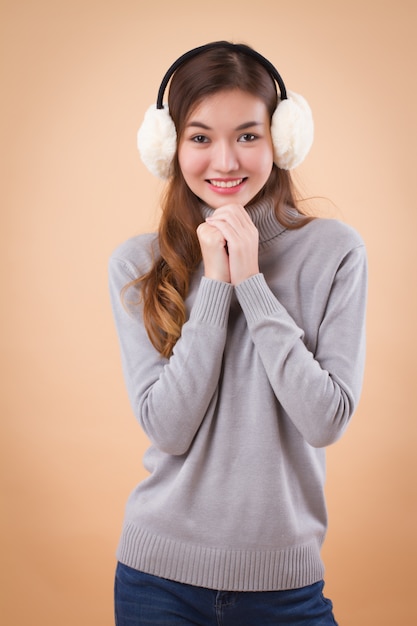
[212, 140, 239, 172]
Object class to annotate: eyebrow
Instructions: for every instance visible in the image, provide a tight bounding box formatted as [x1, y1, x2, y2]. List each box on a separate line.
[185, 121, 264, 131]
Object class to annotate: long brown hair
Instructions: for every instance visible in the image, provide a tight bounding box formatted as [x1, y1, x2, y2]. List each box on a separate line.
[126, 44, 311, 358]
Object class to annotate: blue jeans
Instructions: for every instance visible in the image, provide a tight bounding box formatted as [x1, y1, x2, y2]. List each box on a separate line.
[114, 562, 338, 625]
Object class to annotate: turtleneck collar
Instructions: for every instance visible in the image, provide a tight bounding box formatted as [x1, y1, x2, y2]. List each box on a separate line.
[200, 197, 299, 246]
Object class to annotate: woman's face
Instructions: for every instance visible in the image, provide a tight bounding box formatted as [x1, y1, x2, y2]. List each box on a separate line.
[178, 89, 274, 209]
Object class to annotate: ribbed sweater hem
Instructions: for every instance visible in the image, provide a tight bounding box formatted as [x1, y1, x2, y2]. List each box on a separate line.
[116, 523, 325, 592]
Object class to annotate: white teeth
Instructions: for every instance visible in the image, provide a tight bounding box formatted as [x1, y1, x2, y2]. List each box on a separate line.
[210, 179, 243, 188]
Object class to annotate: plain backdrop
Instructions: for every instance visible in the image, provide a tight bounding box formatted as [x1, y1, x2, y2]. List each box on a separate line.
[1, 1, 416, 624]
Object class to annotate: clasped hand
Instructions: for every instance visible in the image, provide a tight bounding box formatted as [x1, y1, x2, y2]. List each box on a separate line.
[196, 204, 259, 285]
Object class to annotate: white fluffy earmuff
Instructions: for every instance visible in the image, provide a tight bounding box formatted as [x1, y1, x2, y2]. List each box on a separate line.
[136, 42, 314, 179]
[271, 91, 314, 170]
[137, 105, 177, 179]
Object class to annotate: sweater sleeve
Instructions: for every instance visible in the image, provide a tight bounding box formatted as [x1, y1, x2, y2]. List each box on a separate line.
[234, 244, 368, 448]
[109, 254, 233, 455]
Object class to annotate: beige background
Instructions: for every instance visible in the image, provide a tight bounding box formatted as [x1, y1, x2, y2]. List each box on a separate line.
[1, 1, 416, 624]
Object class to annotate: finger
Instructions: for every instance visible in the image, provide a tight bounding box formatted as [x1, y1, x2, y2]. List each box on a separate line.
[206, 204, 253, 229]
[206, 214, 249, 237]
[206, 214, 257, 243]
[197, 222, 227, 251]
[197, 221, 224, 240]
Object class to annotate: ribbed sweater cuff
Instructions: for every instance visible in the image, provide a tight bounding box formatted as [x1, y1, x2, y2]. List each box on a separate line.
[235, 273, 285, 324]
[189, 277, 233, 327]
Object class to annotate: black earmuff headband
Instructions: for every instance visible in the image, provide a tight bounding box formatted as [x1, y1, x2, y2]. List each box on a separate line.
[156, 41, 288, 110]
[138, 41, 313, 177]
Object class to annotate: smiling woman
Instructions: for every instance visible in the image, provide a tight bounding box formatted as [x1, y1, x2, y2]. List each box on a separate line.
[178, 90, 274, 208]
[133, 43, 314, 358]
[109, 41, 367, 626]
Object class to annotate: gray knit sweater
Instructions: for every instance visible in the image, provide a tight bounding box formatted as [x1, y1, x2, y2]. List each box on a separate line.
[108, 198, 367, 592]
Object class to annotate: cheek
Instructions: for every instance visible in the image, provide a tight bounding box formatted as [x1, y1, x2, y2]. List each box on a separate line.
[260, 142, 274, 173]
[247, 148, 273, 176]
[178, 145, 201, 179]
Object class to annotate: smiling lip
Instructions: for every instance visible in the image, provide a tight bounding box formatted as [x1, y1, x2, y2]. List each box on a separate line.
[207, 178, 247, 192]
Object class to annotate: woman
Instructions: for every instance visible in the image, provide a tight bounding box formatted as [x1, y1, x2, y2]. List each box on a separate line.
[109, 41, 367, 625]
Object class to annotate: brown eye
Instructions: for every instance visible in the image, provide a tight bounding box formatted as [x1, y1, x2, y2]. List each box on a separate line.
[192, 135, 209, 143]
[238, 133, 257, 142]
